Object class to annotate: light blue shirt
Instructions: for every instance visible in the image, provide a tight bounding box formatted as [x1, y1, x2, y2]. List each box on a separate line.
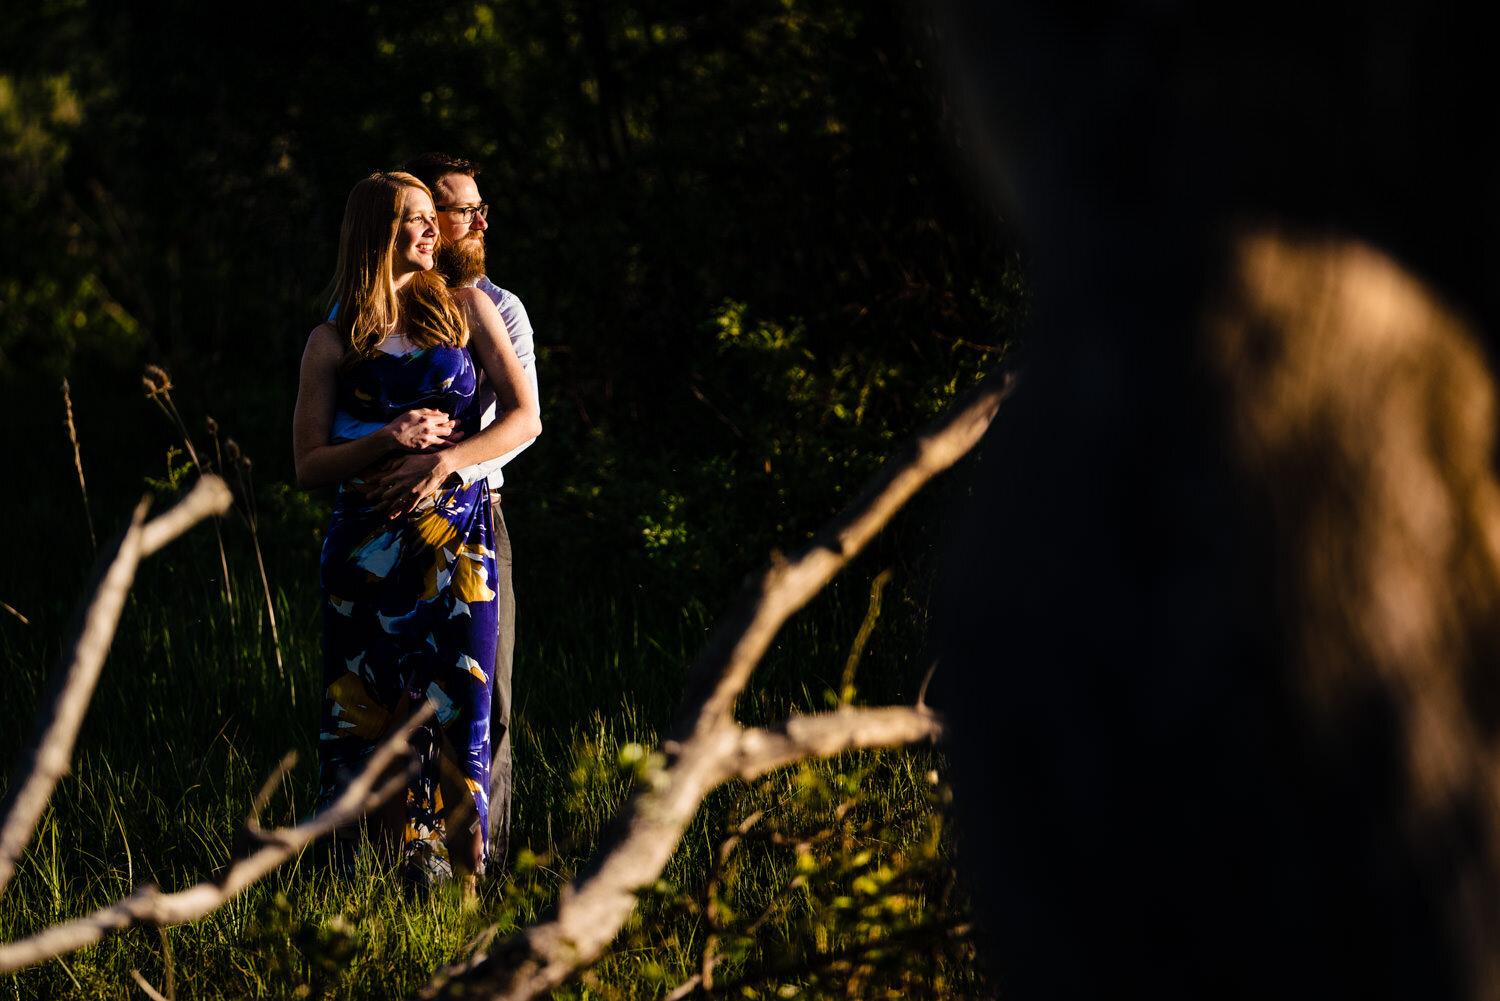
[456, 276, 539, 489]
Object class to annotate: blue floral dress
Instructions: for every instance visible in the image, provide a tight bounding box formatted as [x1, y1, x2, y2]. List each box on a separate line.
[316, 341, 495, 873]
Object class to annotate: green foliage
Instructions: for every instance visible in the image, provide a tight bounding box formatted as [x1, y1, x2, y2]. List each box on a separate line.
[600, 757, 984, 1001]
[141, 444, 195, 494]
[545, 290, 1006, 590]
[0, 69, 142, 381]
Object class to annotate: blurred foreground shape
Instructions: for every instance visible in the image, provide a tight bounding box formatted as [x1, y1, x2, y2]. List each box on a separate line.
[933, 0, 1500, 997]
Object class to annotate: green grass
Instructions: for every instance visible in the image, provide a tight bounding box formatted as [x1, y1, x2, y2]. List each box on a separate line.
[0, 496, 982, 1000]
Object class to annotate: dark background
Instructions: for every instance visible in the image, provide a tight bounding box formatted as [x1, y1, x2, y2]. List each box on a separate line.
[0, 0, 1017, 622]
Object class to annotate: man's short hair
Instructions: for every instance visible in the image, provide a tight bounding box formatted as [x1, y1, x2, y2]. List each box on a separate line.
[402, 153, 480, 199]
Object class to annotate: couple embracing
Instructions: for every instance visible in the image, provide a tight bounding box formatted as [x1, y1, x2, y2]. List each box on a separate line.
[292, 154, 537, 896]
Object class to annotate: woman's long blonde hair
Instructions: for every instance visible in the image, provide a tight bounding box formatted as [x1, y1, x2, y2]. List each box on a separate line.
[325, 171, 467, 360]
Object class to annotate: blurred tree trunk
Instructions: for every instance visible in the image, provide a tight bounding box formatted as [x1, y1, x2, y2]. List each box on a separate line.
[933, 1, 1500, 998]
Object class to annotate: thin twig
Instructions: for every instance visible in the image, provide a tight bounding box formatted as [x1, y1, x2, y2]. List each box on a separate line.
[915, 659, 938, 710]
[688, 381, 746, 441]
[244, 752, 299, 839]
[699, 808, 766, 992]
[840, 567, 894, 703]
[665, 788, 850, 1001]
[0, 601, 28, 625]
[0, 477, 232, 899]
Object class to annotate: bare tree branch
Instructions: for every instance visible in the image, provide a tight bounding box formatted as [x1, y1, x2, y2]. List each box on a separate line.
[138, 478, 235, 557]
[420, 373, 1009, 1001]
[0, 706, 430, 973]
[0, 477, 233, 898]
[677, 374, 1014, 742]
[727, 707, 944, 782]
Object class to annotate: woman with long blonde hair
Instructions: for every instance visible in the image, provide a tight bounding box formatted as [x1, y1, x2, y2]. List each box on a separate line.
[293, 171, 540, 893]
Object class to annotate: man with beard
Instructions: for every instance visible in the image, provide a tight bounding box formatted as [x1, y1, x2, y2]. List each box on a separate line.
[403, 151, 539, 871]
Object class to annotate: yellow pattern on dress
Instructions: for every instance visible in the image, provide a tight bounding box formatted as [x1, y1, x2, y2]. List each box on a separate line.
[327, 672, 390, 741]
[451, 545, 496, 604]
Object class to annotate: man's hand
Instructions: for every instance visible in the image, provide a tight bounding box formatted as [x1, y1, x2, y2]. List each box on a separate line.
[385, 408, 463, 451]
[367, 452, 457, 518]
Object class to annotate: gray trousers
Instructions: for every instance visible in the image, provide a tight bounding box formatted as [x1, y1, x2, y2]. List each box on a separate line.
[487, 497, 515, 867]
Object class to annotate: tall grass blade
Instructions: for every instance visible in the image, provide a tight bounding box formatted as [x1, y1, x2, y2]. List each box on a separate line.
[226, 442, 286, 691]
[60, 380, 96, 554]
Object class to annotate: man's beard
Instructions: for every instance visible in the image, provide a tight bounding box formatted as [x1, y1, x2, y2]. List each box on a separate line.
[435, 235, 485, 287]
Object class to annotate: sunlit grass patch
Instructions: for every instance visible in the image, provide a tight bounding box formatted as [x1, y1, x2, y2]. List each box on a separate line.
[1, 493, 981, 1000]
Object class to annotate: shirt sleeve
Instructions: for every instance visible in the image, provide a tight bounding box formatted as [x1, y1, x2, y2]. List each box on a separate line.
[454, 290, 539, 488]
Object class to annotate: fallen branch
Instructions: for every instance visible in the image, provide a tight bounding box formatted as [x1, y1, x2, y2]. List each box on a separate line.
[0, 706, 430, 973]
[0, 476, 233, 898]
[421, 373, 1012, 1001]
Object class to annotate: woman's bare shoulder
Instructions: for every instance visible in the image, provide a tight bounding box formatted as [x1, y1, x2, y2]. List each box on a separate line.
[454, 287, 510, 342]
[451, 285, 494, 310]
[303, 321, 344, 361]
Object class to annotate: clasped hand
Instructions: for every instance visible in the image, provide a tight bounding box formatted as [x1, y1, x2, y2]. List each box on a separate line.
[386, 408, 462, 451]
[368, 408, 465, 518]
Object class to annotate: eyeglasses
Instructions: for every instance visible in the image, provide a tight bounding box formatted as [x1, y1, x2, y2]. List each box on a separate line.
[436, 203, 489, 224]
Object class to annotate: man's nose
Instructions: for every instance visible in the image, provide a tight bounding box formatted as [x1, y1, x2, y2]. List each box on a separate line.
[471, 213, 488, 232]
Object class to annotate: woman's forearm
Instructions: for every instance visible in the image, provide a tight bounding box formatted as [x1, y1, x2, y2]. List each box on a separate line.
[295, 427, 397, 490]
[433, 408, 543, 480]
[359, 405, 542, 517]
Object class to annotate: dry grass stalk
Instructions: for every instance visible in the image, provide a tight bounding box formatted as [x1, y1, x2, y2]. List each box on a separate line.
[129, 969, 170, 1001]
[61, 379, 97, 553]
[153, 922, 175, 1001]
[224, 437, 286, 687]
[142, 367, 237, 649]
